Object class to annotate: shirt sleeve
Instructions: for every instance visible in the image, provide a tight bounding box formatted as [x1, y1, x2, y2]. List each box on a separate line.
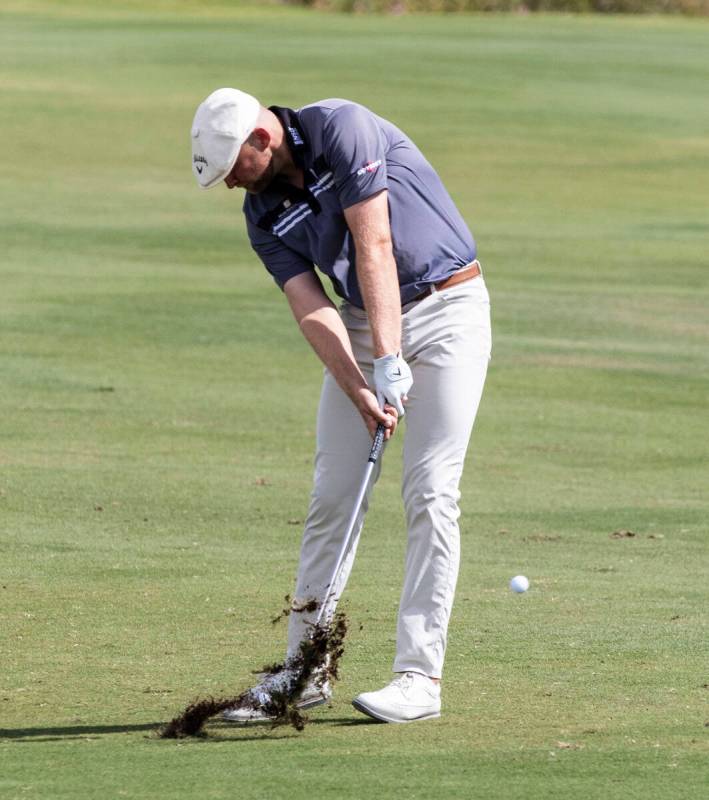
[246, 217, 314, 289]
[322, 103, 388, 210]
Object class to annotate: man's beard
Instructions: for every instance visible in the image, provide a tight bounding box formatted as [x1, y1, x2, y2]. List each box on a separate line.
[244, 156, 276, 194]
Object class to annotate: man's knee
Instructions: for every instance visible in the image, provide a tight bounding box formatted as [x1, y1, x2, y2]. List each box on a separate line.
[305, 487, 350, 530]
[402, 471, 462, 528]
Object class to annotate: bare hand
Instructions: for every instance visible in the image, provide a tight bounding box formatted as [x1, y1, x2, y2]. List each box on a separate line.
[354, 387, 399, 441]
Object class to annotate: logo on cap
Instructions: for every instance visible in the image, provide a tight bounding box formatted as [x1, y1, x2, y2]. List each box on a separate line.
[193, 154, 208, 174]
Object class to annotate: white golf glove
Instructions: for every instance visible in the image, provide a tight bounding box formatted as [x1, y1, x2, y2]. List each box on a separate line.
[372, 352, 413, 417]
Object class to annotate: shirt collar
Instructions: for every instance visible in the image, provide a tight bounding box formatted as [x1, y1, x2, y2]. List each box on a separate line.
[268, 105, 309, 170]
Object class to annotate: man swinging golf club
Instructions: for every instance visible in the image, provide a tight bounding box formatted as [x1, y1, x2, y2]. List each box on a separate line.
[191, 88, 491, 724]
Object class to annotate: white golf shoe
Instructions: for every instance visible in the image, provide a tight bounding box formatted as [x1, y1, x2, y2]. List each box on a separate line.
[352, 671, 441, 723]
[222, 669, 331, 723]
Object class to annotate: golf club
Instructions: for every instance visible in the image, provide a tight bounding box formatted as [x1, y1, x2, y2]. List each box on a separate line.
[315, 422, 386, 626]
[159, 424, 387, 737]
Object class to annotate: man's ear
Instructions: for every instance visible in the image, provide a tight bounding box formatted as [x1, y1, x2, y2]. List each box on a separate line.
[248, 127, 270, 151]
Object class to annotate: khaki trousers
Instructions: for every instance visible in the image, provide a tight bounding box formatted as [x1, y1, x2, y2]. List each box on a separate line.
[287, 275, 492, 678]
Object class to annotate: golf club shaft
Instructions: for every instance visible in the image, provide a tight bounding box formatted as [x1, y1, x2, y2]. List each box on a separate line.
[315, 423, 386, 625]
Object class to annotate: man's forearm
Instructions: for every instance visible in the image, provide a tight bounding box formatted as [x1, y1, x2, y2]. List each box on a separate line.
[355, 245, 402, 358]
[298, 305, 369, 401]
[283, 269, 396, 437]
[343, 191, 402, 358]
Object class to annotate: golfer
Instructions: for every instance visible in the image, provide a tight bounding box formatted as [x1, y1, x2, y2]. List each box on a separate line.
[191, 89, 491, 724]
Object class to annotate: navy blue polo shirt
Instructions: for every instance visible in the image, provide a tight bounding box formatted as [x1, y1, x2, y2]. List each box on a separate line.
[244, 99, 476, 309]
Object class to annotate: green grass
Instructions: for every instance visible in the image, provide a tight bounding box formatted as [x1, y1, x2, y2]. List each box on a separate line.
[1, 2, 708, 798]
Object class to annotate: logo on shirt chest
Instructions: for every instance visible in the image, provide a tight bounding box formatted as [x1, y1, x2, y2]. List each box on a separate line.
[269, 168, 335, 238]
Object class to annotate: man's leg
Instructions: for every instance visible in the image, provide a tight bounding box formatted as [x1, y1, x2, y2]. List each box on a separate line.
[394, 277, 492, 679]
[350, 277, 491, 723]
[226, 316, 379, 723]
[287, 306, 381, 659]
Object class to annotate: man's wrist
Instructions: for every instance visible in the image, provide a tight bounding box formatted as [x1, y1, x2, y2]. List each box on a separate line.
[373, 351, 401, 361]
[373, 345, 401, 360]
[345, 376, 373, 403]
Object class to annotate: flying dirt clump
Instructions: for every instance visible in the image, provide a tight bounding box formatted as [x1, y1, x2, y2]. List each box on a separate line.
[159, 610, 347, 739]
[270, 594, 319, 625]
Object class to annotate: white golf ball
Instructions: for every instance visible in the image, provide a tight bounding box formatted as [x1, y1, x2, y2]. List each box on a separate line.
[509, 575, 530, 593]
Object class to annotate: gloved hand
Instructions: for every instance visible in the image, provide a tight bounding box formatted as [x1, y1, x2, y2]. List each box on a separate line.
[372, 352, 413, 417]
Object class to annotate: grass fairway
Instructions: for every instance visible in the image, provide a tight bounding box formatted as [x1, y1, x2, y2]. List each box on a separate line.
[1, 2, 708, 798]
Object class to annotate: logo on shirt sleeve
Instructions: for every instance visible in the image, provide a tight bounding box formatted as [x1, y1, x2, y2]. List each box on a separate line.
[356, 159, 382, 177]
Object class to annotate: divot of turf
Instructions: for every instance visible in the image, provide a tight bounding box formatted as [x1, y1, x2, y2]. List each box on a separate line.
[159, 610, 347, 739]
[610, 529, 637, 539]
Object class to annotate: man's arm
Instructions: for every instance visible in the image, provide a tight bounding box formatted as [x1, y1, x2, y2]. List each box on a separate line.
[283, 271, 397, 438]
[343, 190, 412, 416]
[343, 190, 400, 358]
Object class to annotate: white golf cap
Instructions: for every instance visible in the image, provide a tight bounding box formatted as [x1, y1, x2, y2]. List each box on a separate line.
[190, 88, 261, 189]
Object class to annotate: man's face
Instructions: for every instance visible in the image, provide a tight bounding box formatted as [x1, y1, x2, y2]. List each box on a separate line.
[224, 139, 274, 194]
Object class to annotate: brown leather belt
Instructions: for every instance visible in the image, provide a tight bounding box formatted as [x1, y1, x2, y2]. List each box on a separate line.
[410, 260, 481, 303]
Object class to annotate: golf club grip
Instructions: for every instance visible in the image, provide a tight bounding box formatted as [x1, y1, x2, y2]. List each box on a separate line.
[368, 423, 386, 464]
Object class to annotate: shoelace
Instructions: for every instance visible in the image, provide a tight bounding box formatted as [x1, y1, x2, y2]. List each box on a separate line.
[390, 672, 416, 692]
[250, 669, 294, 702]
[251, 669, 328, 705]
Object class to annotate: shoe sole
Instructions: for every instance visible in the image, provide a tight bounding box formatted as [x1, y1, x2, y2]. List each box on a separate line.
[351, 698, 441, 724]
[297, 694, 331, 711]
[223, 694, 330, 724]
